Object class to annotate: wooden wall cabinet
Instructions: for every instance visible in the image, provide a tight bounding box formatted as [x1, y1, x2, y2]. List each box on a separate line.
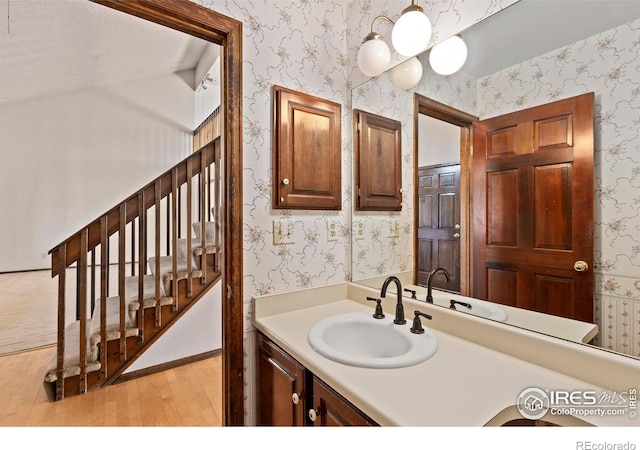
[273, 85, 342, 210]
[354, 109, 402, 211]
[256, 332, 377, 426]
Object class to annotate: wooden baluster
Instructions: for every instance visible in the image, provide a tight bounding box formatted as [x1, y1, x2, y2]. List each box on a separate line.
[90, 248, 96, 315]
[118, 203, 127, 361]
[131, 218, 136, 276]
[214, 141, 221, 273]
[177, 186, 182, 238]
[200, 149, 207, 284]
[172, 168, 179, 311]
[100, 217, 108, 381]
[166, 195, 171, 256]
[55, 245, 66, 401]
[186, 158, 193, 297]
[138, 192, 145, 341]
[78, 228, 88, 394]
[154, 180, 162, 327]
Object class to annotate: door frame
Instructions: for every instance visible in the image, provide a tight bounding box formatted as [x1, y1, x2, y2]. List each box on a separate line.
[413, 94, 477, 296]
[93, 0, 244, 425]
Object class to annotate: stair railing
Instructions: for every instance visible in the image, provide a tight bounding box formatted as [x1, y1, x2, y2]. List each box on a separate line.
[49, 130, 221, 400]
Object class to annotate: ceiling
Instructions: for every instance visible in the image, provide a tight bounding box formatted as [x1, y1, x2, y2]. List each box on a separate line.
[2, 1, 640, 104]
[461, 0, 640, 78]
[0, 0, 214, 104]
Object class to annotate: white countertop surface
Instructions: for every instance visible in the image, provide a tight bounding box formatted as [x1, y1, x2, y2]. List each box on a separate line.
[253, 285, 639, 427]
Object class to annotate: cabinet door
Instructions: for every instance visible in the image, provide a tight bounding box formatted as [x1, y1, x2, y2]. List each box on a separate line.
[256, 333, 306, 426]
[354, 109, 402, 211]
[273, 85, 342, 210]
[309, 377, 377, 426]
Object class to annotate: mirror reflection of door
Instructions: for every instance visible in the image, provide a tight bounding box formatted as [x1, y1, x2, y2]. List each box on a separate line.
[417, 115, 462, 293]
[472, 93, 595, 323]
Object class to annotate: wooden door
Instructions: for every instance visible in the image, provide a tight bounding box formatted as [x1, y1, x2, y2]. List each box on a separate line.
[417, 163, 461, 292]
[472, 93, 594, 322]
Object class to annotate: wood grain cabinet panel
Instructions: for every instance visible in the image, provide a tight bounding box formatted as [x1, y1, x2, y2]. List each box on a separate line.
[354, 109, 402, 211]
[273, 85, 342, 210]
[256, 332, 378, 426]
[256, 332, 306, 426]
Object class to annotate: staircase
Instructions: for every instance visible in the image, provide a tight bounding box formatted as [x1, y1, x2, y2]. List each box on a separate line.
[43, 123, 223, 401]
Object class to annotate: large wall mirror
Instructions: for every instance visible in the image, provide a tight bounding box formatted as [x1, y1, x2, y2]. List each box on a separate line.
[351, 0, 640, 360]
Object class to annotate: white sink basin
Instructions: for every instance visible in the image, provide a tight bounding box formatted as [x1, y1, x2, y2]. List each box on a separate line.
[307, 312, 438, 369]
[449, 298, 508, 322]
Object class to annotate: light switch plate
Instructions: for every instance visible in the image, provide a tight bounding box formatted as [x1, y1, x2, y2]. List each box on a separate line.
[273, 220, 294, 245]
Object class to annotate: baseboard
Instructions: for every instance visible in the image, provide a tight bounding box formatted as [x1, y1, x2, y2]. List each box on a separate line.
[115, 349, 222, 384]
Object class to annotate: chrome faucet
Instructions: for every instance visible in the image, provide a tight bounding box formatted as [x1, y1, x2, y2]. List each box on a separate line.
[380, 276, 406, 324]
[426, 267, 450, 304]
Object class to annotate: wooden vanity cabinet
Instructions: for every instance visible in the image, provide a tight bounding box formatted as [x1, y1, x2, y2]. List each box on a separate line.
[256, 332, 377, 426]
[256, 332, 307, 426]
[309, 377, 377, 426]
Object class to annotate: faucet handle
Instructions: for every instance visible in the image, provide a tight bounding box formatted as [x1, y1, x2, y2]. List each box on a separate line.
[450, 299, 472, 310]
[404, 288, 417, 299]
[410, 310, 432, 334]
[366, 297, 385, 319]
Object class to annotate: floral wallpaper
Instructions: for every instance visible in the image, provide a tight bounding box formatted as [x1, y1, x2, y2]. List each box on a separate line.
[192, 0, 518, 423]
[477, 19, 640, 358]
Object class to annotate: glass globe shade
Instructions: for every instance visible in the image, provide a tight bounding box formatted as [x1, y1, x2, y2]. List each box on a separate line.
[357, 38, 391, 77]
[391, 9, 431, 56]
[429, 35, 468, 76]
[390, 57, 423, 90]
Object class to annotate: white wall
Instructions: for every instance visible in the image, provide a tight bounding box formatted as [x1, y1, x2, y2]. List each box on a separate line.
[418, 114, 461, 168]
[0, 73, 194, 272]
[125, 281, 222, 372]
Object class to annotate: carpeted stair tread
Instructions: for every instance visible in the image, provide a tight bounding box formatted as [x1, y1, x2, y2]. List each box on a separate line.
[88, 295, 139, 361]
[148, 255, 203, 293]
[177, 238, 218, 267]
[43, 320, 101, 383]
[124, 275, 173, 325]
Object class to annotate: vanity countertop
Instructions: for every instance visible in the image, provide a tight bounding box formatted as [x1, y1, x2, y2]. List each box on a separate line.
[253, 282, 638, 427]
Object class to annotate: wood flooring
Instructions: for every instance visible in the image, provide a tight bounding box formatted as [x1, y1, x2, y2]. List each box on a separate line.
[0, 346, 223, 426]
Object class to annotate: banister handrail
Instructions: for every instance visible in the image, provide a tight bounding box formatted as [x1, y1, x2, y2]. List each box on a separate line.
[49, 145, 216, 276]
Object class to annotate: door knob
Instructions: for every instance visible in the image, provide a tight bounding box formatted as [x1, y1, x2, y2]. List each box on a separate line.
[308, 408, 318, 422]
[282, 178, 290, 185]
[574, 261, 588, 272]
[292, 393, 300, 405]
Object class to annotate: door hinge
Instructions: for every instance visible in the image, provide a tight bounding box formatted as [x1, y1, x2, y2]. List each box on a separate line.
[226, 284, 232, 299]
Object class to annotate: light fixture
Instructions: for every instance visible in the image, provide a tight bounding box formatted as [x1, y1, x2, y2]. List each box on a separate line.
[356, 16, 393, 77]
[356, 1, 432, 78]
[390, 57, 423, 90]
[391, 0, 432, 57]
[428, 35, 468, 76]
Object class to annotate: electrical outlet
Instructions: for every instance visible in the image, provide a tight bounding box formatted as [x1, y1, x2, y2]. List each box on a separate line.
[353, 221, 365, 241]
[388, 219, 399, 238]
[327, 221, 338, 242]
[273, 220, 294, 245]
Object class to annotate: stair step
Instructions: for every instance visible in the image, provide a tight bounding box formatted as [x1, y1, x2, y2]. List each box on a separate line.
[43, 320, 101, 383]
[177, 238, 218, 268]
[148, 256, 203, 293]
[124, 275, 173, 326]
[88, 295, 139, 361]
[192, 221, 216, 242]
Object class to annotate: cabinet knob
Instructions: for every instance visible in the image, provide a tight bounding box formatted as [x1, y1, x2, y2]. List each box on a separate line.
[308, 408, 317, 422]
[282, 178, 290, 185]
[453, 233, 460, 238]
[292, 393, 300, 405]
